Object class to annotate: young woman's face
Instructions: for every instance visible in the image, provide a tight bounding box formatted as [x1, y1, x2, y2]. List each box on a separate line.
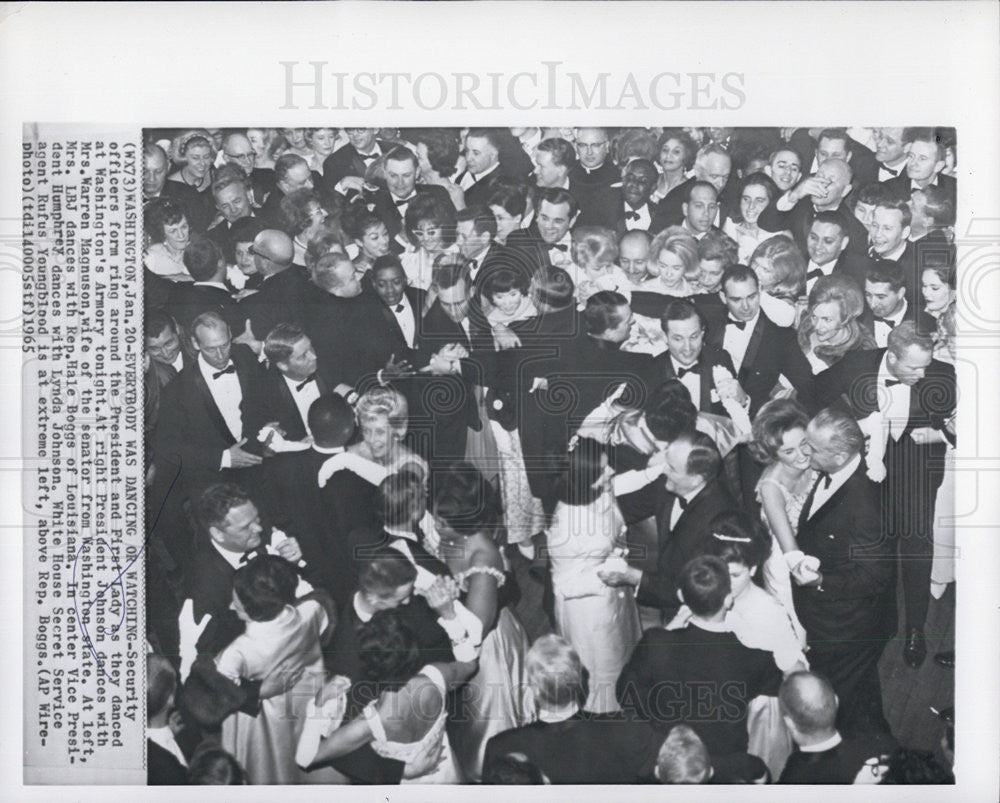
[656, 249, 686, 287]
[235, 242, 257, 275]
[775, 426, 811, 472]
[921, 269, 954, 313]
[810, 301, 846, 342]
[359, 223, 391, 259]
[727, 561, 755, 598]
[659, 138, 687, 174]
[282, 127, 307, 149]
[489, 204, 520, 244]
[739, 183, 770, 226]
[413, 219, 445, 253]
[491, 288, 525, 317]
[309, 128, 337, 156]
[184, 144, 213, 179]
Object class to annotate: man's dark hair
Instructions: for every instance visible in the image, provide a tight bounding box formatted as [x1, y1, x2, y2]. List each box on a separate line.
[182, 237, 224, 282]
[384, 144, 419, 169]
[686, 179, 719, 203]
[532, 266, 575, 310]
[677, 429, 722, 483]
[874, 197, 913, 229]
[456, 204, 498, 239]
[583, 290, 629, 336]
[535, 186, 579, 219]
[196, 483, 251, 534]
[308, 394, 355, 449]
[147, 653, 177, 718]
[145, 310, 178, 341]
[660, 299, 706, 334]
[865, 261, 906, 292]
[536, 137, 577, 170]
[357, 608, 423, 687]
[273, 153, 309, 186]
[483, 754, 546, 785]
[644, 380, 698, 442]
[232, 555, 299, 622]
[721, 263, 759, 292]
[811, 210, 849, 234]
[679, 555, 731, 616]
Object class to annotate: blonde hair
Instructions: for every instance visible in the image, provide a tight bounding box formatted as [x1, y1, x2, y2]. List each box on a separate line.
[355, 387, 408, 435]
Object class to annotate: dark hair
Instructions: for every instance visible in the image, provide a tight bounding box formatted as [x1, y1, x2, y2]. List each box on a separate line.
[853, 181, 899, 210]
[865, 260, 906, 292]
[677, 429, 721, 482]
[384, 144, 419, 169]
[357, 545, 419, 597]
[583, 290, 629, 336]
[482, 266, 529, 304]
[182, 236, 223, 281]
[357, 608, 424, 687]
[145, 310, 178, 341]
[432, 462, 502, 538]
[147, 653, 177, 718]
[187, 746, 247, 785]
[273, 153, 310, 186]
[277, 188, 322, 237]
[532, 266, 575, 310]
[340, 199, 385, 241]
[307, 394, 355, 448]
[660, 299, 705, 335]
[656, 128, 698, 171]
[466, 127, 502, 152]
[536, 137, 577, 170]
[196, 483, 251, 534]
[483, 754, 546, 785]
[411, 128, 461, 176]
[749, 398, 810, 464]
[535, 186, 579, 219]
[212, 163, 251, 196]
[811, 210, 849, 235]
[817, 127, 850, 150]
[456, 204, 498, 239]
[554, 437, 606, 506]
[879, 748, 954, 785]
[232, 555, 299, 622]
[903, 127, 947, 162]
[644, 380, 698, 442]
[918, 183, 956, 227]
[432, 253, 471, 291]
[262, 322, 306, 365]
[721, 263, 759, 292]
[229, 215, 266, 247]
[685, 179, 718, 204]
[730, 171, 779, 224]
[144, 196, 187, 243]
[378, 469, 426, 528]
[404, 194, 457, 248]
[706, 509, 770, 581]
[487, 181, 529, 218]
[371, 254, 406, 279]
[679, 555, 731, 616]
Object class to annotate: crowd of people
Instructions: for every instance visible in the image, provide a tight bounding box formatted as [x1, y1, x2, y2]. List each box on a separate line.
[142, 125, 958, 785]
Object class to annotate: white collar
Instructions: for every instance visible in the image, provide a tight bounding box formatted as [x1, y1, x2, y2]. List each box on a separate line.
[283, 372, 315, 390]
[687, 618, 728, 633]
[800, 732, 843, 753]
[391, 190, 417, 203]
[211, 539, 245, 571]
[385, 525, 416, 541]
[882, 298, 908, 324]
[471, 162, 499, 181]
[537, 701, 580, 723]
[198, 354, 235, 381]
[194, 281, 229, 290]
[829, 453, 862, 487]
[873, 240, 907, 262]
[311, 444, 345, 455]
[353, 592, 373, 623]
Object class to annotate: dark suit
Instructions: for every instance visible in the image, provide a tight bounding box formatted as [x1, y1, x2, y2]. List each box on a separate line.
[165, 180, 215, 234]
[882, 172, 956, 204]
[504, 224, 565, 277]
[238, 266, 310, 340]
[792, 459, 896, 736]
[483, 711, 662, 784]
[649, 345, 741, 418]
[616, 624, 782, 755]
[258, 366, 336, 443]
[165, 282, 246, 349]
[457, 165, 502, 208]
[147, 739, 188, 785]
[757, 197, 869, 257]
[320, 140, 392, 195]
[370, 184, 455, 240]
[811, 348, 956, 631]
[347, 526, 451, 584]
[300, 284, 372, 386]
[569, 161, 622, 227]
[779, 733, 897, 784]
[206, 214, 254, 265]
[257, 185, 285, 229]
[633, 477, 739, 616]
[860, 241, 920, 301]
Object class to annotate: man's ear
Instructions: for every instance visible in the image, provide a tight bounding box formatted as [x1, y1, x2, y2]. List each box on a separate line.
[676, 588, 685, 605]
[841, 183, 853, 201]
[682, 202, 689, 219]
[901, 225, 912, 241]
[208, 525, 223, 546]
[841, 235, 850, 250]
[570, 211, 580, 228]
[723, 592, 734, 611]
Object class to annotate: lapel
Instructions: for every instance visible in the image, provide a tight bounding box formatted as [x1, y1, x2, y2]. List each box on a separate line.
[739, 316, 767, 383]
[801, 462, 864, 527]
[276, 372, 301, 421]
[697, 354, 713, 411]
[192, 365, 238, 445]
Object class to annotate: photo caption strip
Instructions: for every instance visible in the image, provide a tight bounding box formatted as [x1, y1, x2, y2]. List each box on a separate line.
[22, 124, 145, 784]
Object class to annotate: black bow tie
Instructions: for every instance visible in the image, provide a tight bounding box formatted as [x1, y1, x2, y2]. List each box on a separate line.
[817, 471, 832, 490]
[360, 152, 379, 162]
[549, 242, 568, 252]
[879, 163, 899, 177]
[625, 209, 642, 221]
[394, 303, 405, 313]
[727, 318, 747, 330]
[868, 248, 885, 260]
[885, 378, 903, 388]
[295, 373, 316, 391]
[212, 364, 236, 379]
[873, 316, 897, 328]
[468, 259, 479, 272]
[394, 196, 414, 207]
[239, 546, 267, 564]
[807, 268, 826, 282]
[676, 364, 700, 379]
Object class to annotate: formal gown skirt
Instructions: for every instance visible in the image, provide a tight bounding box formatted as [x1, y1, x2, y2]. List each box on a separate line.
[448, 607, 530, 782]
[762, 537, 808, 647]
[489, 422, 544, 545]
[931, 445, 956, 590]
[554, 585, 641, 714]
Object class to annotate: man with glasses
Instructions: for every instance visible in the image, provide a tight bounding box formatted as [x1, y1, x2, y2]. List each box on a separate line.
[220, 132, 273, 206]
[569, 128, 621, 226]
[321, 127, 390, 197]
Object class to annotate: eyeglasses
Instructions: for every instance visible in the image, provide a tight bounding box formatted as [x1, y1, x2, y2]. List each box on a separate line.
[577, 142, 608, 151]
[225, 151, 255, 163]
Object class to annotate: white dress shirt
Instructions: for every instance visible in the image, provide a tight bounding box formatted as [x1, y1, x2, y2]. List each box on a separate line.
[669, 485, 703, 530]
[805, 259, 836, 294]
[391, 191, 417, 219]
[169, 352, 184, 373]
[807, 453, 861, 518]
[197, 353, 243, 445]
[147, 726, 187, 768]
[282, 372, 321, 435]
[877, 352, 912, 441]
[722, 310, 759, 372]
[623, 202, 652, 231]
[459, 161, 498, 190]
[671, 356, 702, 408]
[390, 295, 417, 348]
[872, 299, 908, 348]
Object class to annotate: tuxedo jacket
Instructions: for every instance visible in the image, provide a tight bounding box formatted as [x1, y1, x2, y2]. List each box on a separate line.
[165, 282, 246, 348]
[320, 140, 393, 194]
[153, 344, 268, 482]
[346, 526, 451, 587]
[257, 185, 285, 229]
[614, 197, 671, 238]
[238, 265, 311, 341]
[569, 161, 622, 228]
[144, 267, 174, 313]
[649, 345, 740, 418]
[704, 310, 814, 417]
[504, 224, 565, 276]
[356, 286, 427, 374]
[657, 177, 731, 229]
[779, 733, 897, 784]
[792, 460, 897, 648]
[483, 711, 662, 784]
[457, 166, 502, 208]
[206, 213, 256, 265]
[370, 183, 455, 239]
[258, 366, 337, 443]
[147, 739, 188, 785]
[634, 477, 740, 614]
[300, 284, 373, 386]
[616, 624, 782, 756]
[757, 197, 869, 257]
[881, 172, 956, 203]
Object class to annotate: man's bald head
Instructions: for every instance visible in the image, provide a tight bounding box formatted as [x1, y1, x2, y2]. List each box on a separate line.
[251, 229, 294, 276]
[221, 132, 257, 172]
[779, 671, 839, 736]
[812, 158, 853, 210]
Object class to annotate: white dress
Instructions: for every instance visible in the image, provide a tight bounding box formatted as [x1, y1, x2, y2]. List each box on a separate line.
[547, 490, 642, 714]
[363, 664, 460, 784]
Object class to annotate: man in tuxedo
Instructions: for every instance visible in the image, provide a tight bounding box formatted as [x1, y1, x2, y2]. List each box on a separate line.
[143, 142, 201, 212]
[651, 299, 747, 417]
[804, 212, 869, 293]
[617, 158, 669, 236]
[618, 229, 652, 287]
[598, 432, 739, 619]
[778, 672, 895, 784]
[505, 187, 579, 274]
[145, 311, 189, 384]
[864, 262, 921, 347]
[883, 127, 957, 200]
[789, 408, 896, 735]
[810, 127, 878, 189]
[219, 132, 274, 207]
[147, 653, 189, 785]
[532, 137, 576, 190]
[259, 154, 314, 227]
[616, 555, 782, 754]
[569, 127, 621, 226]
[680, 181, 723, 241]
[165, 238, 246, 349]
[455, 205, 510, 291]
[239, 228, 309, 340]
[359, 255, 425, 373]
[660, 144, 732, 226]
[866, 198, 919, 299]
[757, 157, 868, 256]
[205, 166, 254, 264]
[483, 635, 663, 784]
[873, 127, 910, 183]
[458, 129, 503, 207]
[320, 126, 389, 197]
[152, 311, 268, 524]
[764, 146, 803, 193]
[370, 145, 454, 241]
[265, 394, 371, 608]
[810, 323, 955, 669]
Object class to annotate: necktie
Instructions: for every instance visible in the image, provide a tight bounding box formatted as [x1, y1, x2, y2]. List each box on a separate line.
[295, 373, 316, 392]
[212, 364, 236, 379]
[873, 316, 897, 329]
[800, 471, 831, 528]
[625, 209, 641, 222]
[879, 163, 899, 177]
[239, 546, 267, 564]
[806, 268, 825, 282]
[676, 495, 688, 511]
[818, 471, 832, 489]
[394, 303, 405, 313]
[676, 365, 699, 379]
[549, 242, 568, 252]
[885, 378, 902, 388]
[727, 318, 747, 330]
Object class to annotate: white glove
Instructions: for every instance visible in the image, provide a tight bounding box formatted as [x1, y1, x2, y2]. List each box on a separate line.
[295, 675, 352, 767]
